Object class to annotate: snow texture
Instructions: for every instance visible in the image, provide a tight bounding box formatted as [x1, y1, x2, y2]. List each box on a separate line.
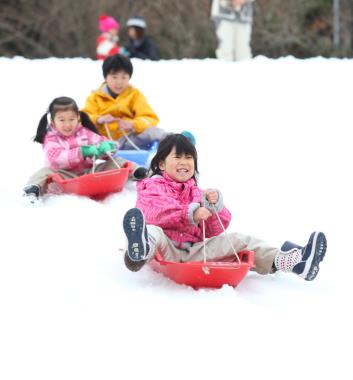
[0, 55, 352, 380]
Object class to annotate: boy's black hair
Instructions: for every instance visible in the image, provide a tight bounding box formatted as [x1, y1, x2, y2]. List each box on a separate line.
[33, 96, 99, 144]
[102, 54, 133, 78]
[149, 134, 198, 181]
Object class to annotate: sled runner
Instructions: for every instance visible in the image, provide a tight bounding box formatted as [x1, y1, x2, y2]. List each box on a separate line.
[48, 161, 132, 199]
[149, 249, 255, 289]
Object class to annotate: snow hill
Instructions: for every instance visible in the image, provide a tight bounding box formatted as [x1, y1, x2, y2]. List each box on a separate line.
[0, 56, 352, 380]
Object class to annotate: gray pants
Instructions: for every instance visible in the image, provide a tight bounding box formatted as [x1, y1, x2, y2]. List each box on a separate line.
[118, 127, 168, 150]
[146, 225, 279, 275]
[26, 157, 134, 195]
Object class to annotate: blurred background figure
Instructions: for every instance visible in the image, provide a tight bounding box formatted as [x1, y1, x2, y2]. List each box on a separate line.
[211, 0, 254, 61]
[96, 14, 121, 60]
[123, 16, 159, 61]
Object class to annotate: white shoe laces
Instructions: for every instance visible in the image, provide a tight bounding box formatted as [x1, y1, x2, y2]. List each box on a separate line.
[274, 248, 302, 272]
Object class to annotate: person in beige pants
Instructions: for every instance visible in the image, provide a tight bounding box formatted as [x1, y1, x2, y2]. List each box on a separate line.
[211, 0, 255, 61]
[122, 134, 327, 282]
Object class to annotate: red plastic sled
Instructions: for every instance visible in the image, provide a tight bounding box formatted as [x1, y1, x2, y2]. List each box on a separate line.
[48, 162, 132, 198]
[149, 249, 255, 289]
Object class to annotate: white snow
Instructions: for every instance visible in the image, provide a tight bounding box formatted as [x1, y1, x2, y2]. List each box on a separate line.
[0, 55, 352, 380]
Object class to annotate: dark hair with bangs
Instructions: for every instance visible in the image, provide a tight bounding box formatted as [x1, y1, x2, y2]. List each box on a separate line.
[33, 96, 99, 144]
[149, 134, 198, 181]
[102, 54, 133, 78]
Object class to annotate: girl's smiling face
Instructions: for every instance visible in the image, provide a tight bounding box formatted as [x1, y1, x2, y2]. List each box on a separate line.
[159, 146, 195, 182]
[52, 110, 79, 136]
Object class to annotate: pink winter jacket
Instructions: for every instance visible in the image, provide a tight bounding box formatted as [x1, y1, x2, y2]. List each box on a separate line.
[43, 124, 106, 174]
[136, 173, 232, 247]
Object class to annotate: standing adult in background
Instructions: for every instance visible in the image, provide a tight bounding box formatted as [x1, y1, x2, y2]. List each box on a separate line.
[124, 16, 159, 61]
[211, 0, 255, 61]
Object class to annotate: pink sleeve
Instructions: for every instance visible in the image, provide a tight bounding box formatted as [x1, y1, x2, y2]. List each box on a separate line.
[43, 135, 84, 170]
[136, 179, 191, 229]
[204, 207, 232, 238]
[84, 128, 107, 145]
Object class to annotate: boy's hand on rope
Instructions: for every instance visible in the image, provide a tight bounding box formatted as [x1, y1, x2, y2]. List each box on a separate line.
[205, 190, 219, 204]
[117, 118, 133, 131]
[97, 114, 116, 124]
[97, 141, 117, 156]
[193, 207, 212, 224]
[81, 145, 99, 158]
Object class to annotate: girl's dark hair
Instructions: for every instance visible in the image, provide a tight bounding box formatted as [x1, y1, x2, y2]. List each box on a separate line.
[33, 96, 99, 144]
[102, 54, 133, 78]
[150, 134, 198, 180]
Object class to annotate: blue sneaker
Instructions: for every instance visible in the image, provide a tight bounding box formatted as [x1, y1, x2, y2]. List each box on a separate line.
[281, 241, 303, 251]
[292, 232, 327, 281]
[123, 208, 150, 271]
[275, 232, 327, 281]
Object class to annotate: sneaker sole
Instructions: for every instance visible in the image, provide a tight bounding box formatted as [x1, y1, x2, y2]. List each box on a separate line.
[297, 232, 327, 281]
[123, 208, 149, 262]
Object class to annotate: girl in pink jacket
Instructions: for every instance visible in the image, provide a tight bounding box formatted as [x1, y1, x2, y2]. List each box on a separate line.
[123, 134, 327, 281]
[23, 96, 147, 204]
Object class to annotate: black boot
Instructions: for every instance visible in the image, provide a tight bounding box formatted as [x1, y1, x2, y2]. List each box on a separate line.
[132, 167, 148, 181]
[123, 208, 150, 272]
[23, 185, 40, 204]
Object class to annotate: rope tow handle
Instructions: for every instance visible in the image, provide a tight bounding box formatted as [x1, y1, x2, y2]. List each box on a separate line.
[91, 155, 97, 173]
[201, 202, 241, 275]
[104, 122, 114, 141]
[105, 151, 121, 168]
[104, 122, 141, 151]
[211, 204, 241, 265]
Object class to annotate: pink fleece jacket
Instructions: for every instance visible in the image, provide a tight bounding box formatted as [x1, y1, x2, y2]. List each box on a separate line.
[136, 173, 232, 247]
[43, 124, 106, 174]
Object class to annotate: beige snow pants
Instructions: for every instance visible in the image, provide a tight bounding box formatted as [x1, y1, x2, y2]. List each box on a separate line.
[146, 225, 279, 275]
[215, 20, 252, 61]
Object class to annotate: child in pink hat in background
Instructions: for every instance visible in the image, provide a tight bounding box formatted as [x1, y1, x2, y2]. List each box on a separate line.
[96, 14, 121, 60]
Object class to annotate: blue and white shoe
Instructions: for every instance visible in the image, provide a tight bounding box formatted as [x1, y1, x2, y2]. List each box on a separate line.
[123, 208, 150, 271]
[275, 232, 327, 281]
[23, 184, 41, 205]
[292, 232, 327, 281]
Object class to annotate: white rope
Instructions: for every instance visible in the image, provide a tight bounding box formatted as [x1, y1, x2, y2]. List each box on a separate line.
[104, 123, 114, 141]
[202, 219, 207, 264]
[105, 151, 121, 168]
[91, 156, 97, 173]
[104, 122, 141, 151]
[121, 130, 141, 151]
[212, 204, 241, 264]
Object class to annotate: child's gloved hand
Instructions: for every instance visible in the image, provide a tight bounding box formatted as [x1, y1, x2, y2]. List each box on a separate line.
[81, 145, 99, 158]
[97, 141, 117, 156]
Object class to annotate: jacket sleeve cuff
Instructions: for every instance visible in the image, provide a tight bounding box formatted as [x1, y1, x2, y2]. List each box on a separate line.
[203, 190, 224, 213]
[188, 202, 200, 225]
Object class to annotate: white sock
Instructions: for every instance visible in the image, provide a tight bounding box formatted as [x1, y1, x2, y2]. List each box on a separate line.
[274, 248, 302, 272]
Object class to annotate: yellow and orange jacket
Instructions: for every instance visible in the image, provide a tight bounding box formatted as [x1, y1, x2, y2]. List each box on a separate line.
[82, 83, 159, 140]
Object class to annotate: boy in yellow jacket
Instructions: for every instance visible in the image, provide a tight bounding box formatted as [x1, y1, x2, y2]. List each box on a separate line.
[82, 54, 167, 150]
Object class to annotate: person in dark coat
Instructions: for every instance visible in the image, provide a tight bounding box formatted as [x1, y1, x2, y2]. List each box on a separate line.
[124, 16, 159, 61]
